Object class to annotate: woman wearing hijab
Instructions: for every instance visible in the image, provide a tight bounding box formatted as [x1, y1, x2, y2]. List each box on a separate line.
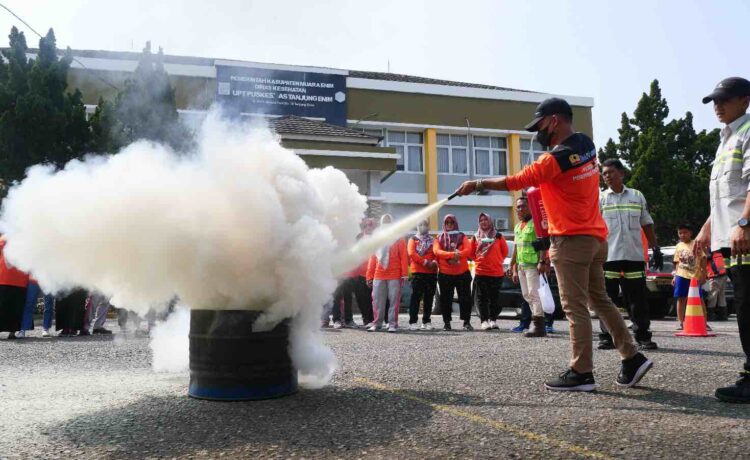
[407, 219, 438, 330]
[472, 213, 509, 330]
[0, 236, 30, 340]
[332, 218, 377, 328]
[433, 215, 474, 331]
[366, 214, 408, 332]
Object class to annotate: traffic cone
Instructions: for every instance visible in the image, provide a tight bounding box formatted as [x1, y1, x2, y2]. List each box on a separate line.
[675, 278, 716, 337]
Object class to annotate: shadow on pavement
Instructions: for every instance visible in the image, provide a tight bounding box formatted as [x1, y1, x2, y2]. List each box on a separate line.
[649, 347, 745, 359]
[51, 385, 436, 458]
[597, 387, 750, 421]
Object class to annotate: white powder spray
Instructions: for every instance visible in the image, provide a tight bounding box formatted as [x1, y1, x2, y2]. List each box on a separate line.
[0, 110, 367, 386]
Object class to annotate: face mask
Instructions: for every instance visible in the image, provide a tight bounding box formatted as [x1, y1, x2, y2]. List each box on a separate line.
[535, 128, 552, 149]
[535, 119, 556, 149]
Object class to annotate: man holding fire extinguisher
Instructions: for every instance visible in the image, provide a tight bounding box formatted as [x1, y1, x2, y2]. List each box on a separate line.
[454, 97, 653, 392]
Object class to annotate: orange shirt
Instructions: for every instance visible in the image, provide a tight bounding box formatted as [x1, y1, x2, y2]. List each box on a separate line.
[505, 133, 607, 241]
[433, 236, 473, 276]
[366, 239, 409, 281]
[0, 240, 29, 287]
[472, 234, 509, 277]
[407, 237, 437, 275]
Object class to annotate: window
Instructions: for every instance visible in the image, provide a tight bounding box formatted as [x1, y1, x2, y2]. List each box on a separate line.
[387, 130, 423, 172]
[361, 128, 384, 147]
[520, 138, 546, 166]
[474, 136, 508, 176]
[437, 134, 468, 175]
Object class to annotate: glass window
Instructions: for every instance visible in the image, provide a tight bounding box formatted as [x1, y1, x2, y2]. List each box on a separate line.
[407, 145, 423, 172]
[388, 131, 405, 143]
[407, 132, 422, 144]
[393, 145, 404, 170]
[474, 136, 490, 148]
[520, 137, 545, 167]
[437, 147, 450, 173]
[452, 148, 467, 174]
[493, 151, 508, 175]
[474, 136, 508, 176]
[475, 149, 490, 175]
[437, 133, 470, 175]
[386, 130, 423, 173]
[451, 135, 467, 147]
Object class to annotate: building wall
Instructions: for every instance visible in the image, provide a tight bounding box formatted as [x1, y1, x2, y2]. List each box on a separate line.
[347, 89, 594, 137]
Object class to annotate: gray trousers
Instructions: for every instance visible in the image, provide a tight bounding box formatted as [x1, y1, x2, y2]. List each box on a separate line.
[372, 279, 402, 328]
[84, 294, 111, 330]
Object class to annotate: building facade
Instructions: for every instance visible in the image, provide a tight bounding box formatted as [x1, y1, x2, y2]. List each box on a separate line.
[56, 49, 594, 233]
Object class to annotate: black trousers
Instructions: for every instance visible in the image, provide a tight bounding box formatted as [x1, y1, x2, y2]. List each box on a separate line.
[438, 271, 472, 324]
[475, 275, 503, 322]
[600, 260, 651, 342]
[332, 278, 355, 323]
[353, 276, 374, 325]
[56, 289, 87, 332]
[729, 262, 750, 371]
[409, 272, 437, 324]
[0, 285, 27, 333]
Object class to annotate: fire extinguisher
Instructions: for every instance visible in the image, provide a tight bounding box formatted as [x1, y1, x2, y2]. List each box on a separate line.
[526, 186, 551, 251]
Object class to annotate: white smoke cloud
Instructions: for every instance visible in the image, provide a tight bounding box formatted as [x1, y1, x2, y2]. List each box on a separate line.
[150, 306, 190, 373]
[0, 110, 367, 385]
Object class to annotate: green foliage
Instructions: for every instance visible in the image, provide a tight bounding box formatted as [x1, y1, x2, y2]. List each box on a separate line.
[606, 79, 720, 245]
[0, 27, 90, 191]
[90, 42, 192, 153]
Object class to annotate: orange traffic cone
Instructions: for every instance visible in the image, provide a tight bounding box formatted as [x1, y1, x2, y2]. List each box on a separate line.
[675, 278, 715, 337]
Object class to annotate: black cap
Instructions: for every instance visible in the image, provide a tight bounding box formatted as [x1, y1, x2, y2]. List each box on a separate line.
[702, 77, 750, 104]
[524, 97, 573, 132]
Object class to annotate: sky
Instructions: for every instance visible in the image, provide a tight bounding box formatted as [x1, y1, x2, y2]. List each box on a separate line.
[2, 0, 749, 144]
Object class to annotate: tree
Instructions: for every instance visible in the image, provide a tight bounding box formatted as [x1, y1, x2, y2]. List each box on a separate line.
[0, 27, 90, 191]
[90, 42, 192, 153]
[607, 80, 718, 245]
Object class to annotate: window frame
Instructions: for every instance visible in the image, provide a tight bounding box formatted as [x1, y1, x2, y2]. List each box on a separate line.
[473, 135, 508, 177]
[385, 129, 425, 174]
[436, 133, 470, 177]
[520, 137, 546, 167]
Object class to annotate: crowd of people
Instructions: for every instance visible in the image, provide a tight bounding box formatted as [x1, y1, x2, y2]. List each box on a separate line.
[1, 77, 749, 404]
[0, 239, 163, 339]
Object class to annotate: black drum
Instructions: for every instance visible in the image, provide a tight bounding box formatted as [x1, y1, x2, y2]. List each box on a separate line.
[188, 310, 297, 401]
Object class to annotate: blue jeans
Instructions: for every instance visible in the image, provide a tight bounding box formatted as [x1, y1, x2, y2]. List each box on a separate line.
[42, 294, 55, 330]
[20, 282, 40, 331]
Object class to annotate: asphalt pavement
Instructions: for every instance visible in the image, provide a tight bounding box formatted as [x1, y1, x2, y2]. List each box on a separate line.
[1, 316, 748, 459]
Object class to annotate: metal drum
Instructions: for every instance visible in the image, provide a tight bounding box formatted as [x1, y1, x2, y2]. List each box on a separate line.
[188, 310, 297, 401]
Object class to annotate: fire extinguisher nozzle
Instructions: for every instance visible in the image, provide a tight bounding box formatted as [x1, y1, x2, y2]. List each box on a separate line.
[447, 192, 459, 201]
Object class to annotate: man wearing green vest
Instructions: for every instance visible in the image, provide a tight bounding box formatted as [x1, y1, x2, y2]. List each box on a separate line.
[510, 196, 551, 337]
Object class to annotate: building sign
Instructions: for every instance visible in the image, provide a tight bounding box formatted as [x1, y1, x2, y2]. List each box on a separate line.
[215, 65, 347, 126]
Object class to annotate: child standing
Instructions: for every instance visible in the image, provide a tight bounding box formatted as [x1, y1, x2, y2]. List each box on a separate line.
[672, 224, 707, 331]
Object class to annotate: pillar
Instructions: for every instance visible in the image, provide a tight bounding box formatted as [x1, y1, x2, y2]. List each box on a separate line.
[424, 128, 439, 231]
[507, 134, 522, 228]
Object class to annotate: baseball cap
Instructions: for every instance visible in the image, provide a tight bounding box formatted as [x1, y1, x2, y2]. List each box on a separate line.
[702, 77, 750, 104]
[524, 97, 573, 132]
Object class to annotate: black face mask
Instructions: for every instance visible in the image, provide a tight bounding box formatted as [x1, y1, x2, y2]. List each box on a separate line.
[535, 127, 552, 149]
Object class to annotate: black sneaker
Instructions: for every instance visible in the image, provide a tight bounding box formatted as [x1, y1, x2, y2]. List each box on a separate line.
[617, 352, 653, 387]
[637, 340, 658, 351]
[597, 340, 615, 350]
[463, 322, 474, 331]
[93, 327, 113, 335]
[715, 372, 750, 403]
[443, 323, 452, 331]
[545, 368, 597, 392]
